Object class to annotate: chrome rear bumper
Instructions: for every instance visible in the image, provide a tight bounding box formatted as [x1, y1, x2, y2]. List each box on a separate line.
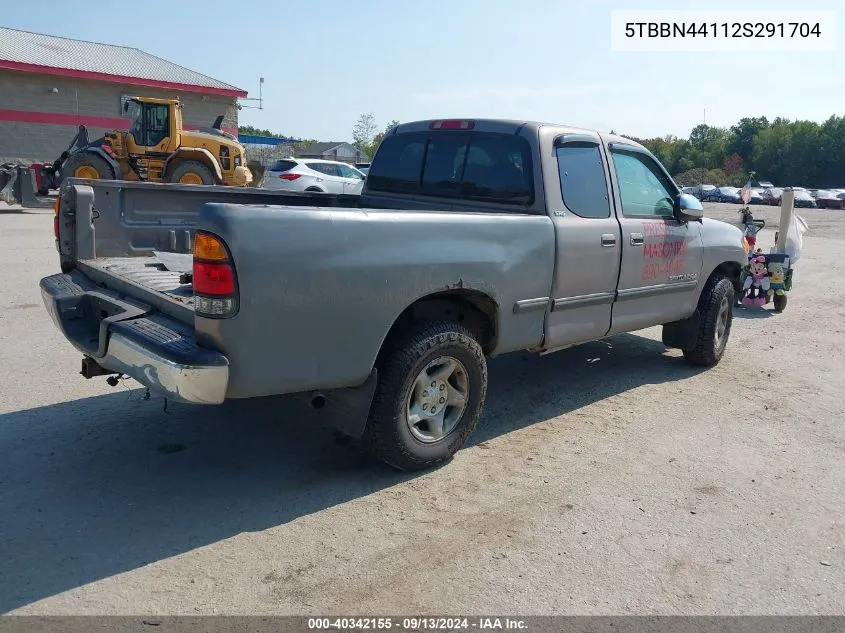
[40, 272, 229, 405]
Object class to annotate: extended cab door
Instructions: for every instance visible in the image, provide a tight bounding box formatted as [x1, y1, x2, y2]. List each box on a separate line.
[605, 142, 703, 334]
[543, 132, 622, 348]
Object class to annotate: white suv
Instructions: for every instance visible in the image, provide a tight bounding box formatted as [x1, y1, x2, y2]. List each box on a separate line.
[261, 158, 366, 194]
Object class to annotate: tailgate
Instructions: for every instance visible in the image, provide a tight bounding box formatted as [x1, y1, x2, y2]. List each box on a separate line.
[40, 271, 228, 404]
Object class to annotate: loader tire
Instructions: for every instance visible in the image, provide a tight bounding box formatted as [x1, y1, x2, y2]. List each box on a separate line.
[683, 275, 734, 367]
[169, 161, 216, 185]
[364, 321, 487, 471]
[64, 153, 114, 181]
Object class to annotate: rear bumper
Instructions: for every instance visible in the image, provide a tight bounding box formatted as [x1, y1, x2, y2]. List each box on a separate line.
[40, 272, 229, 405]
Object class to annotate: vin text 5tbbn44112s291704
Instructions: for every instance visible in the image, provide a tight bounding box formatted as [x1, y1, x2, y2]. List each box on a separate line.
[41, 118, 747, 471]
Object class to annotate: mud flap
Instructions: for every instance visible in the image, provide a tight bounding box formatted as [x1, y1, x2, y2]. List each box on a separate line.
[662, 311, 701, 350]
[310, 369, 379, 438]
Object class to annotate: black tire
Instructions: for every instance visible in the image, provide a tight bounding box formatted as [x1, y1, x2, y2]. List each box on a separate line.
[683, 276, 735, 367]
[64, 152, 114, 181]
[364, 321, 487, 471]
[773, 293, 787, 313]
[168, 161, 215, 185]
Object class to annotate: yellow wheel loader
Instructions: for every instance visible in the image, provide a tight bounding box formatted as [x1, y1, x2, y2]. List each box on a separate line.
[46, 96, 252, 188]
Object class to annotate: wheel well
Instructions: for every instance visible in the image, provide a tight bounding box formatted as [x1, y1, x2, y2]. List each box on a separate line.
[383, 290, 498, 355]
[712, 261, 742, 294]
[305, 186, 324, 192]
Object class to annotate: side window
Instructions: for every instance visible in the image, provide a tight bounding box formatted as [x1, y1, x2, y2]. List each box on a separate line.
[338, 164, 363, 179]
[308, 163, 341, 177]
[366, 133, 426, 193]
[144, 104, 169, 147]
[555, 143, 610, 218]
[611, 150, 675, 217]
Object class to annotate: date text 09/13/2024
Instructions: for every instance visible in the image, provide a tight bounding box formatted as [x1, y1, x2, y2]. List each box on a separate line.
[307, 618, 527, 630]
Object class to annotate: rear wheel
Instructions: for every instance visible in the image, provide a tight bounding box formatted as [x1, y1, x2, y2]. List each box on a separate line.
[364, 321, 487, 471]
[169, 161, 215, 185]
[683, 276, 735, 367]
[64, 153, 114, 181]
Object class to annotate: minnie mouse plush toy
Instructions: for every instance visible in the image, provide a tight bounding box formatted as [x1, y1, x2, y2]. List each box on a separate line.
[742, 254, 770, 306]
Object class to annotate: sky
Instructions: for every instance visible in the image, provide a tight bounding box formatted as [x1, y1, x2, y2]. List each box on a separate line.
[4, 0, 843, 142]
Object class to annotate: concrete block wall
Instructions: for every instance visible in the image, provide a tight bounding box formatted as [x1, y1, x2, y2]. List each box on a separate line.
[0, 69, 239, 163]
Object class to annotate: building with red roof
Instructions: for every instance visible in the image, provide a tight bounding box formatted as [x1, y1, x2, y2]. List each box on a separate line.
[0, 27, 247, 162]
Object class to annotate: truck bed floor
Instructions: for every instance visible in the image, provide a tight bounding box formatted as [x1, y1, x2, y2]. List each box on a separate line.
[80, 256, 195, 309]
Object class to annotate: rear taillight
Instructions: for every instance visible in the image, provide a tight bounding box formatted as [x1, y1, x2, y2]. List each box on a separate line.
[278, 173, 301, 181]
[53, 197, 60, 239]
[193, 231, 238, 318]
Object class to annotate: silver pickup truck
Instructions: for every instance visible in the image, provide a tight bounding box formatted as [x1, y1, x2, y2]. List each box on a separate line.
[41, 118, 746, 471]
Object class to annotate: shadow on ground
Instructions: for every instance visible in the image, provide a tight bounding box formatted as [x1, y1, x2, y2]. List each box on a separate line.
[0, 332, 703, 612]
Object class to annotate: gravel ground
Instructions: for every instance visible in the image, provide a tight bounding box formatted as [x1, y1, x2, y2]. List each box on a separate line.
[0, 203, 842, 615]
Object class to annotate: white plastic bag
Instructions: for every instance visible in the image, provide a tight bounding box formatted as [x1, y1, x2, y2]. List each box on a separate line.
[785, 213, 808, 263]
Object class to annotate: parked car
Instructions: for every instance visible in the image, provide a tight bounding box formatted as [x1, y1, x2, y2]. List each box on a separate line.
[42, 118, 747, 471]
[696, 184, 717, 201]
[744, 188, 766, 205]
[711, 187, 741, 203]
[261, 158, 366, 194]
[815, 189, 845, 209]
[761, 187, 784, 206]
[793, 189, 817, 208]
[745, 179, 775, 189]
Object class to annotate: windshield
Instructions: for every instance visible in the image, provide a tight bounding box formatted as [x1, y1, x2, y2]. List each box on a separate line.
[794, 190, 812, 200]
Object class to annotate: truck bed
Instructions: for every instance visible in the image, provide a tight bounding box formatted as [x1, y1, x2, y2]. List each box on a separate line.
[80, 255, 194, 309]
[57, 179, 363, 323]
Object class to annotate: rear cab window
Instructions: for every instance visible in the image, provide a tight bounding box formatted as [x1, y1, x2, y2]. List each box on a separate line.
[367, 130, 534, 208]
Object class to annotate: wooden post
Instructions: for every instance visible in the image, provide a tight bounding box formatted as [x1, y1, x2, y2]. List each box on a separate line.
[777, 188, 794, 253]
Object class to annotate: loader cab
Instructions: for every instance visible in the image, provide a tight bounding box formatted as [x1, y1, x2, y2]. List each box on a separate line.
[123, 97, 182, 154]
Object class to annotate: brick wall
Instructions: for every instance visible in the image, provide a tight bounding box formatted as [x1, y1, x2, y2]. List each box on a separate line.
[0, 69, 239, 163]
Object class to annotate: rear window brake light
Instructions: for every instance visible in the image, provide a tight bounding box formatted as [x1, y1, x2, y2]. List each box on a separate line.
[430, 120, 475, 130]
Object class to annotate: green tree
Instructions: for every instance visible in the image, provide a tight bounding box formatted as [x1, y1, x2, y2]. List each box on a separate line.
[727, 117, 770, 167]
[352, 113, 378, 158]
[238, 125, 288, 138]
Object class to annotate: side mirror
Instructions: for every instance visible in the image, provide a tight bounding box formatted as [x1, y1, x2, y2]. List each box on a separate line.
[674, 193, 704, 222]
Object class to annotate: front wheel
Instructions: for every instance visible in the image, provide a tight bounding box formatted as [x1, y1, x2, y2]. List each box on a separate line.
[364, 321, 487, 471]
[683, 276, 735, 367]
[169, 161, 215, 185]
[64, 153, 114, 181]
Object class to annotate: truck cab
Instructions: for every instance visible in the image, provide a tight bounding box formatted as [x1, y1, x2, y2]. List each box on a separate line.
[362, 119, 743, 354]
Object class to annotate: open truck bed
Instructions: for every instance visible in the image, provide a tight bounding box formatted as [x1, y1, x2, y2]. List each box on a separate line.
[53, 179, 361, 324]
[43, 179, 363, 403]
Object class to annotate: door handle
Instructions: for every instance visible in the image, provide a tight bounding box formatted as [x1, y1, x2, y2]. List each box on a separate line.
[601, 234, 617, 247]
[630, 233, 644, 246]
